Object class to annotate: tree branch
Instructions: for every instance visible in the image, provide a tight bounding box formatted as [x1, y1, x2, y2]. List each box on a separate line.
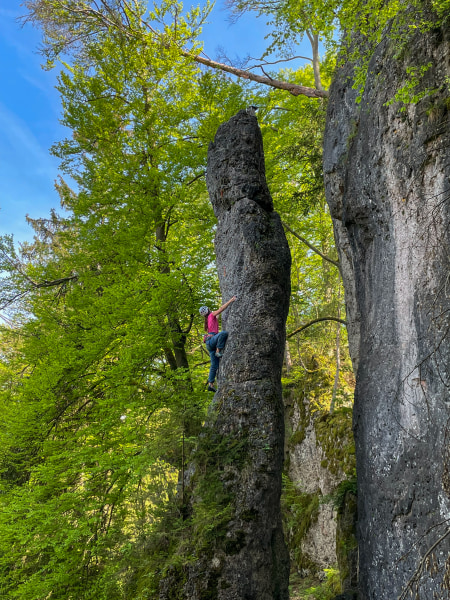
[24, 1, 328, 100]
[34, 275, 78, 288]
[185, 170, 206, 186]
[0, 313, 15, 327]
[181, 313, 194, 335]
[182, 51, 329, 98]
[282, 221, 340, 271]
[246, 55, 314, 69]
[398, 526, 450, 600]
[287, 317, 347, 339]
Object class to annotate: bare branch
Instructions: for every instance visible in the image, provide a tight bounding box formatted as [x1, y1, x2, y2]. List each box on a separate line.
[0, 313, 15, 328]
[34, 275, 78, 288]
[305, 29, 314, 45]
[181, 313, 195, 335]
[398, 526, 450, 600]
[182, 51, 329, 98]
[185, 171, 206, 186]
[246, 55, 314, 69]
[260, 66, 273, 80]
[287, 317, 347, 339]
[282, 222, 340, 270]
[193, 360, 210, 368]
[270, 106, 294, 112]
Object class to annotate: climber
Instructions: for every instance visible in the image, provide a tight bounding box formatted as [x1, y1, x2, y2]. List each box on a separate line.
[199, 296, 237, 392]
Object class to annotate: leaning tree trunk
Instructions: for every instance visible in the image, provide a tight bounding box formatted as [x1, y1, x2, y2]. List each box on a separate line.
[159, 110, 291, 599]
[324, 13, 450, 600]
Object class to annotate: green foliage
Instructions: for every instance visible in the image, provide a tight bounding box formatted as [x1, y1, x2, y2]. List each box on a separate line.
[0, 6, 252, 598]
[329, 477, 357, 511]
[6, 1, 444, 598]
[434, 0, 450, 16]
[252, 64, 352, 404]
[301, 568, 341, 599]
[117, 426, 249, 597]
[289, 567, 341, 599]
[259, 65, 329, 215]
[340, 0, 448, 104]
[0, 1, 379, 597]
[229, 0, 448, 105]
[281, 475, 321, 571]
[385, 62, 435, 109]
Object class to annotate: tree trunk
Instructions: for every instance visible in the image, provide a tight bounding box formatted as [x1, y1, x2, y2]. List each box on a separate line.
[160, 110, 291, 599]
[324, 16, 450, 600]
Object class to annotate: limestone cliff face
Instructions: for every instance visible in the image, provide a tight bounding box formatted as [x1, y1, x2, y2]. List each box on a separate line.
[160, 110, 291, 599]
[284, 388, 356, 588]
[324, 15, 450, 600]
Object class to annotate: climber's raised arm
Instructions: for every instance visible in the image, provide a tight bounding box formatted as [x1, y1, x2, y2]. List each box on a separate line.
[211, 296, 236, 317]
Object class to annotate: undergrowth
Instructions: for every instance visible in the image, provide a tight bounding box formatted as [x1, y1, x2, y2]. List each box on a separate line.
[289, 568, 341, 600]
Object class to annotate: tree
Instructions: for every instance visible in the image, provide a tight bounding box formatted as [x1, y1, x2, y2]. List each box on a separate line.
[23, 0, 327, 97]
[252, 64, 351, 411]
[1, 3, 351, 595]
[0, 10, 251, 598]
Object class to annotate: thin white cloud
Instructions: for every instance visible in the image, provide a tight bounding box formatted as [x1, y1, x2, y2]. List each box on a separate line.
[0, 8, 30, 55]
[19, 69, 59, 103]
[0, 101, 57, 178]
[0, 8, 20, 19]
[0, 101, 63, 241]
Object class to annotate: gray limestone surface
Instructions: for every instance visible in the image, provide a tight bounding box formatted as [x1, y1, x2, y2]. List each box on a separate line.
[324, 14, 450, 600]
[206, 109, 291, 599]
[161, 110, 291, 599]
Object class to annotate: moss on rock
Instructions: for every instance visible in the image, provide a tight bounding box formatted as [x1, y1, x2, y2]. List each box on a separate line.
[281, 475, 321, 571]
[314, 408, 355, 478]
[283, 379, 357, 588]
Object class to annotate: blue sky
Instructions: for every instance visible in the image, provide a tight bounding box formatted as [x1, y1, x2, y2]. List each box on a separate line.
[0, 2, 311, 243]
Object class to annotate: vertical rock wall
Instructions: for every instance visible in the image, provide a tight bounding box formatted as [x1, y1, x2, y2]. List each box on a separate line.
[205, 109, 291, 599]
[324, 15, 450, 600]
[160, 110, 291, 599]
[284, 388, 356, 588]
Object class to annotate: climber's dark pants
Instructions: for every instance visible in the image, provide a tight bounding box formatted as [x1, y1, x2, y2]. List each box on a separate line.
[206, 331, 228, 383]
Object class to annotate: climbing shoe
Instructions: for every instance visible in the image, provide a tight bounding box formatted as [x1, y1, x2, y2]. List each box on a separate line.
[215, 349, 224, 357]
[207, 383, 217, 393]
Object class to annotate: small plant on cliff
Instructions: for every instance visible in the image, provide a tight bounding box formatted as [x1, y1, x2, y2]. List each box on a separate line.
[289, 567, 340, 600]
[281, 474, 321, 571]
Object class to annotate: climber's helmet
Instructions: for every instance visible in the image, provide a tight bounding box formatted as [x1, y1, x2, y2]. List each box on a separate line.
[199, 306, 209, 317]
